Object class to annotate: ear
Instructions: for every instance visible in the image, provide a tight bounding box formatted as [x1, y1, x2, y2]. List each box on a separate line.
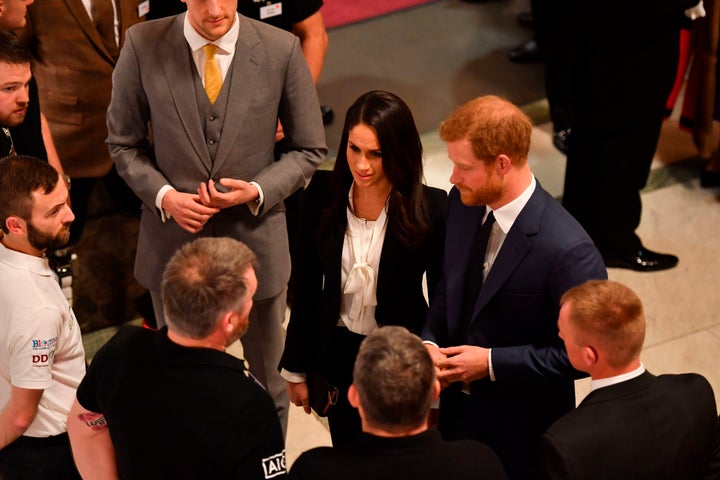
[431, 379, 441, 401]
[581, 345, 599, 369]
[347, 384, 360, 409]
[496, 154, 512, 174]
[5, 216, 26, 235]
[220, 311, 235, 335]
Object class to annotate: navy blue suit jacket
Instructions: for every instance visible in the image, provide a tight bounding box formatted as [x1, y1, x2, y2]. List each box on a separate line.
[422, 182, 607, 478]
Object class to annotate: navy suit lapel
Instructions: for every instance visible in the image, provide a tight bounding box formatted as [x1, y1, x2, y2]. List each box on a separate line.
[212, 16, 260, 174]
[445, 188, 484, 338]
[163, 17, 212, 172]
[468, 185, 545, 326]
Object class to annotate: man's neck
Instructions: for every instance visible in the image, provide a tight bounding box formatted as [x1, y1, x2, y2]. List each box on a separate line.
[166, 328, 227, 352]
[0, 236, 43, 258]
[590, 359, 642, 380]
[362, 422, 427, 438]
[489, 165, 533, 210]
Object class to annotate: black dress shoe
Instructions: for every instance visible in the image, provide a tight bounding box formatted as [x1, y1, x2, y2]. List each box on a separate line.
[552, 128, 571, 155]
[700, 169, 720, 188]
[508, 39, 543, 63]
[517, 11, 534, 29]
[604, 247, 678, 272]
[321, 105, 334, 125]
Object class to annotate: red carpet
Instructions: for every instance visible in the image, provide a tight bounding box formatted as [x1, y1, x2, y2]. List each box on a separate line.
[322, 0, 439, 29]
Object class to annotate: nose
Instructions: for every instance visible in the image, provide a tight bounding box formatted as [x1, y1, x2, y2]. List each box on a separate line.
[26, 0, 35, 5]
[449, 165, 460, 185]
[356, 154, 371, 171]
[206, 0, 220, 15]
[63, 204, 75, 224]
[17, 86, 30, 105]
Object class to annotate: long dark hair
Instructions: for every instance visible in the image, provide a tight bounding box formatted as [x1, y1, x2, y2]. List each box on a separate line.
[322, 90, 430, 250]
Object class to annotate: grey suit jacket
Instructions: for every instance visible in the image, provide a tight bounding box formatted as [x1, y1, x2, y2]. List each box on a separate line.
[107, 14, 327, 299]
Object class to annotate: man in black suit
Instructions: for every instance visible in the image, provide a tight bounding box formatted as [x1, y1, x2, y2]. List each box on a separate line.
[540, 279, 720, 479]
[561, 0, 705, 272]
[289, 326, 508, 480]
[422, 95, 607, 479]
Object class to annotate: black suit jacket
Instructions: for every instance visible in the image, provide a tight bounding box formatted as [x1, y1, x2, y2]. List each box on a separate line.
[540, 371, 720, 479]
[280, 170, 447, 374]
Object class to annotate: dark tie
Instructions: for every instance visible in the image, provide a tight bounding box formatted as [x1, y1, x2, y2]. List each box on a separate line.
[461, 211, 496, 326]
[91, 0, 119, 59]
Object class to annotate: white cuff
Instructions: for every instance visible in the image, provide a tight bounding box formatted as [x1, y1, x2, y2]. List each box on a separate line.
[156, 185, 175, 222]
[488, 348, 495, 381]
[247, 181, 264, 216]
[280, 368, 306, 383]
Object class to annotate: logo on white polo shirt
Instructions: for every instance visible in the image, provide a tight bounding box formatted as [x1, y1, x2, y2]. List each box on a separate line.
[31, 337, 57, 351]
[31, 350, 54, 366]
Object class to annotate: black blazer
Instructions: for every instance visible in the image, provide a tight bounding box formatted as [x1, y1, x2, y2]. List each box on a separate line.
[280, 170, 447, 374]
[540, 371, 720, 479]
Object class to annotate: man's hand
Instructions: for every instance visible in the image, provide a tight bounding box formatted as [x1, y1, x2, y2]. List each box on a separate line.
[425, 343, 452, 389]
[287, 381, 311, 414]
[161, 190, 219, 234]
[198, 179, 260, 210]
[436, 345, 490, 385]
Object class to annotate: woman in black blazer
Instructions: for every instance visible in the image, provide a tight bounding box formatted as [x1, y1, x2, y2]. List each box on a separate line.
[279, 91, 447, 446]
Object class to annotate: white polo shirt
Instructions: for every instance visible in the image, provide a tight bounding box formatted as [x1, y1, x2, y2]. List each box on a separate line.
[0, 243, 85, 437]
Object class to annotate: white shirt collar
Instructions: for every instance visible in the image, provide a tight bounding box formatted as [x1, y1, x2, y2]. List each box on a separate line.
[487, 175, 536, 233]
[183, 12, 240, 54]
[0, 242, 52, 277]
[590, 363, 646, 392]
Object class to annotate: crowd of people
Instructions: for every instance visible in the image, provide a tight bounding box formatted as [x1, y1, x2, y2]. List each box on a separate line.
[1, 0, 719, 479]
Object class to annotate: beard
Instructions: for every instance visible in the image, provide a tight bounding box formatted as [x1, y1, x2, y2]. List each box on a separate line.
[27, 221, 71, 252]
[458, 172, 504, 207]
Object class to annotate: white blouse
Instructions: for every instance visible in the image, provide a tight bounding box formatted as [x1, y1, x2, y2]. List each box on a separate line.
[338, 184, 389, 335]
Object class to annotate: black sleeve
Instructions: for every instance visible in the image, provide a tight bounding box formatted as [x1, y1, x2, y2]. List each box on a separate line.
[146, 0, 186, 20]
[10, 78, 48, 161]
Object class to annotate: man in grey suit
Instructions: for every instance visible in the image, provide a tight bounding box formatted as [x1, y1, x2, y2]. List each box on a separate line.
[106, 0, 327, 435]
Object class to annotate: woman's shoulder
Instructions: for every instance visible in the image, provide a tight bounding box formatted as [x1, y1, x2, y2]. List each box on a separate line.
[421, 184, 448, 210]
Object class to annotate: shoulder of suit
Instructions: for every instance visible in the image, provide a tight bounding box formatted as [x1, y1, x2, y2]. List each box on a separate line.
[128, 15, 177, 38]
[238, 13, 298, 45]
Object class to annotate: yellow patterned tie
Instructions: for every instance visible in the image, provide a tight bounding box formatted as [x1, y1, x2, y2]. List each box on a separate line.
[203, 44, 222, 104]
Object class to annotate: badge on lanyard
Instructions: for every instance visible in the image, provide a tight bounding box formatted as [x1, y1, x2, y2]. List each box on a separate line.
[138, 0, 150, 17]
[259, 2, 282, 20]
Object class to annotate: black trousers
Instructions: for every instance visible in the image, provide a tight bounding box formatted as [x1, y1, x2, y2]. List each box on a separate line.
[68, 165, 141, 246]
[562, 117, 664, 257]
[0, 433, 81, 480]
[536, 0, 576, 133]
